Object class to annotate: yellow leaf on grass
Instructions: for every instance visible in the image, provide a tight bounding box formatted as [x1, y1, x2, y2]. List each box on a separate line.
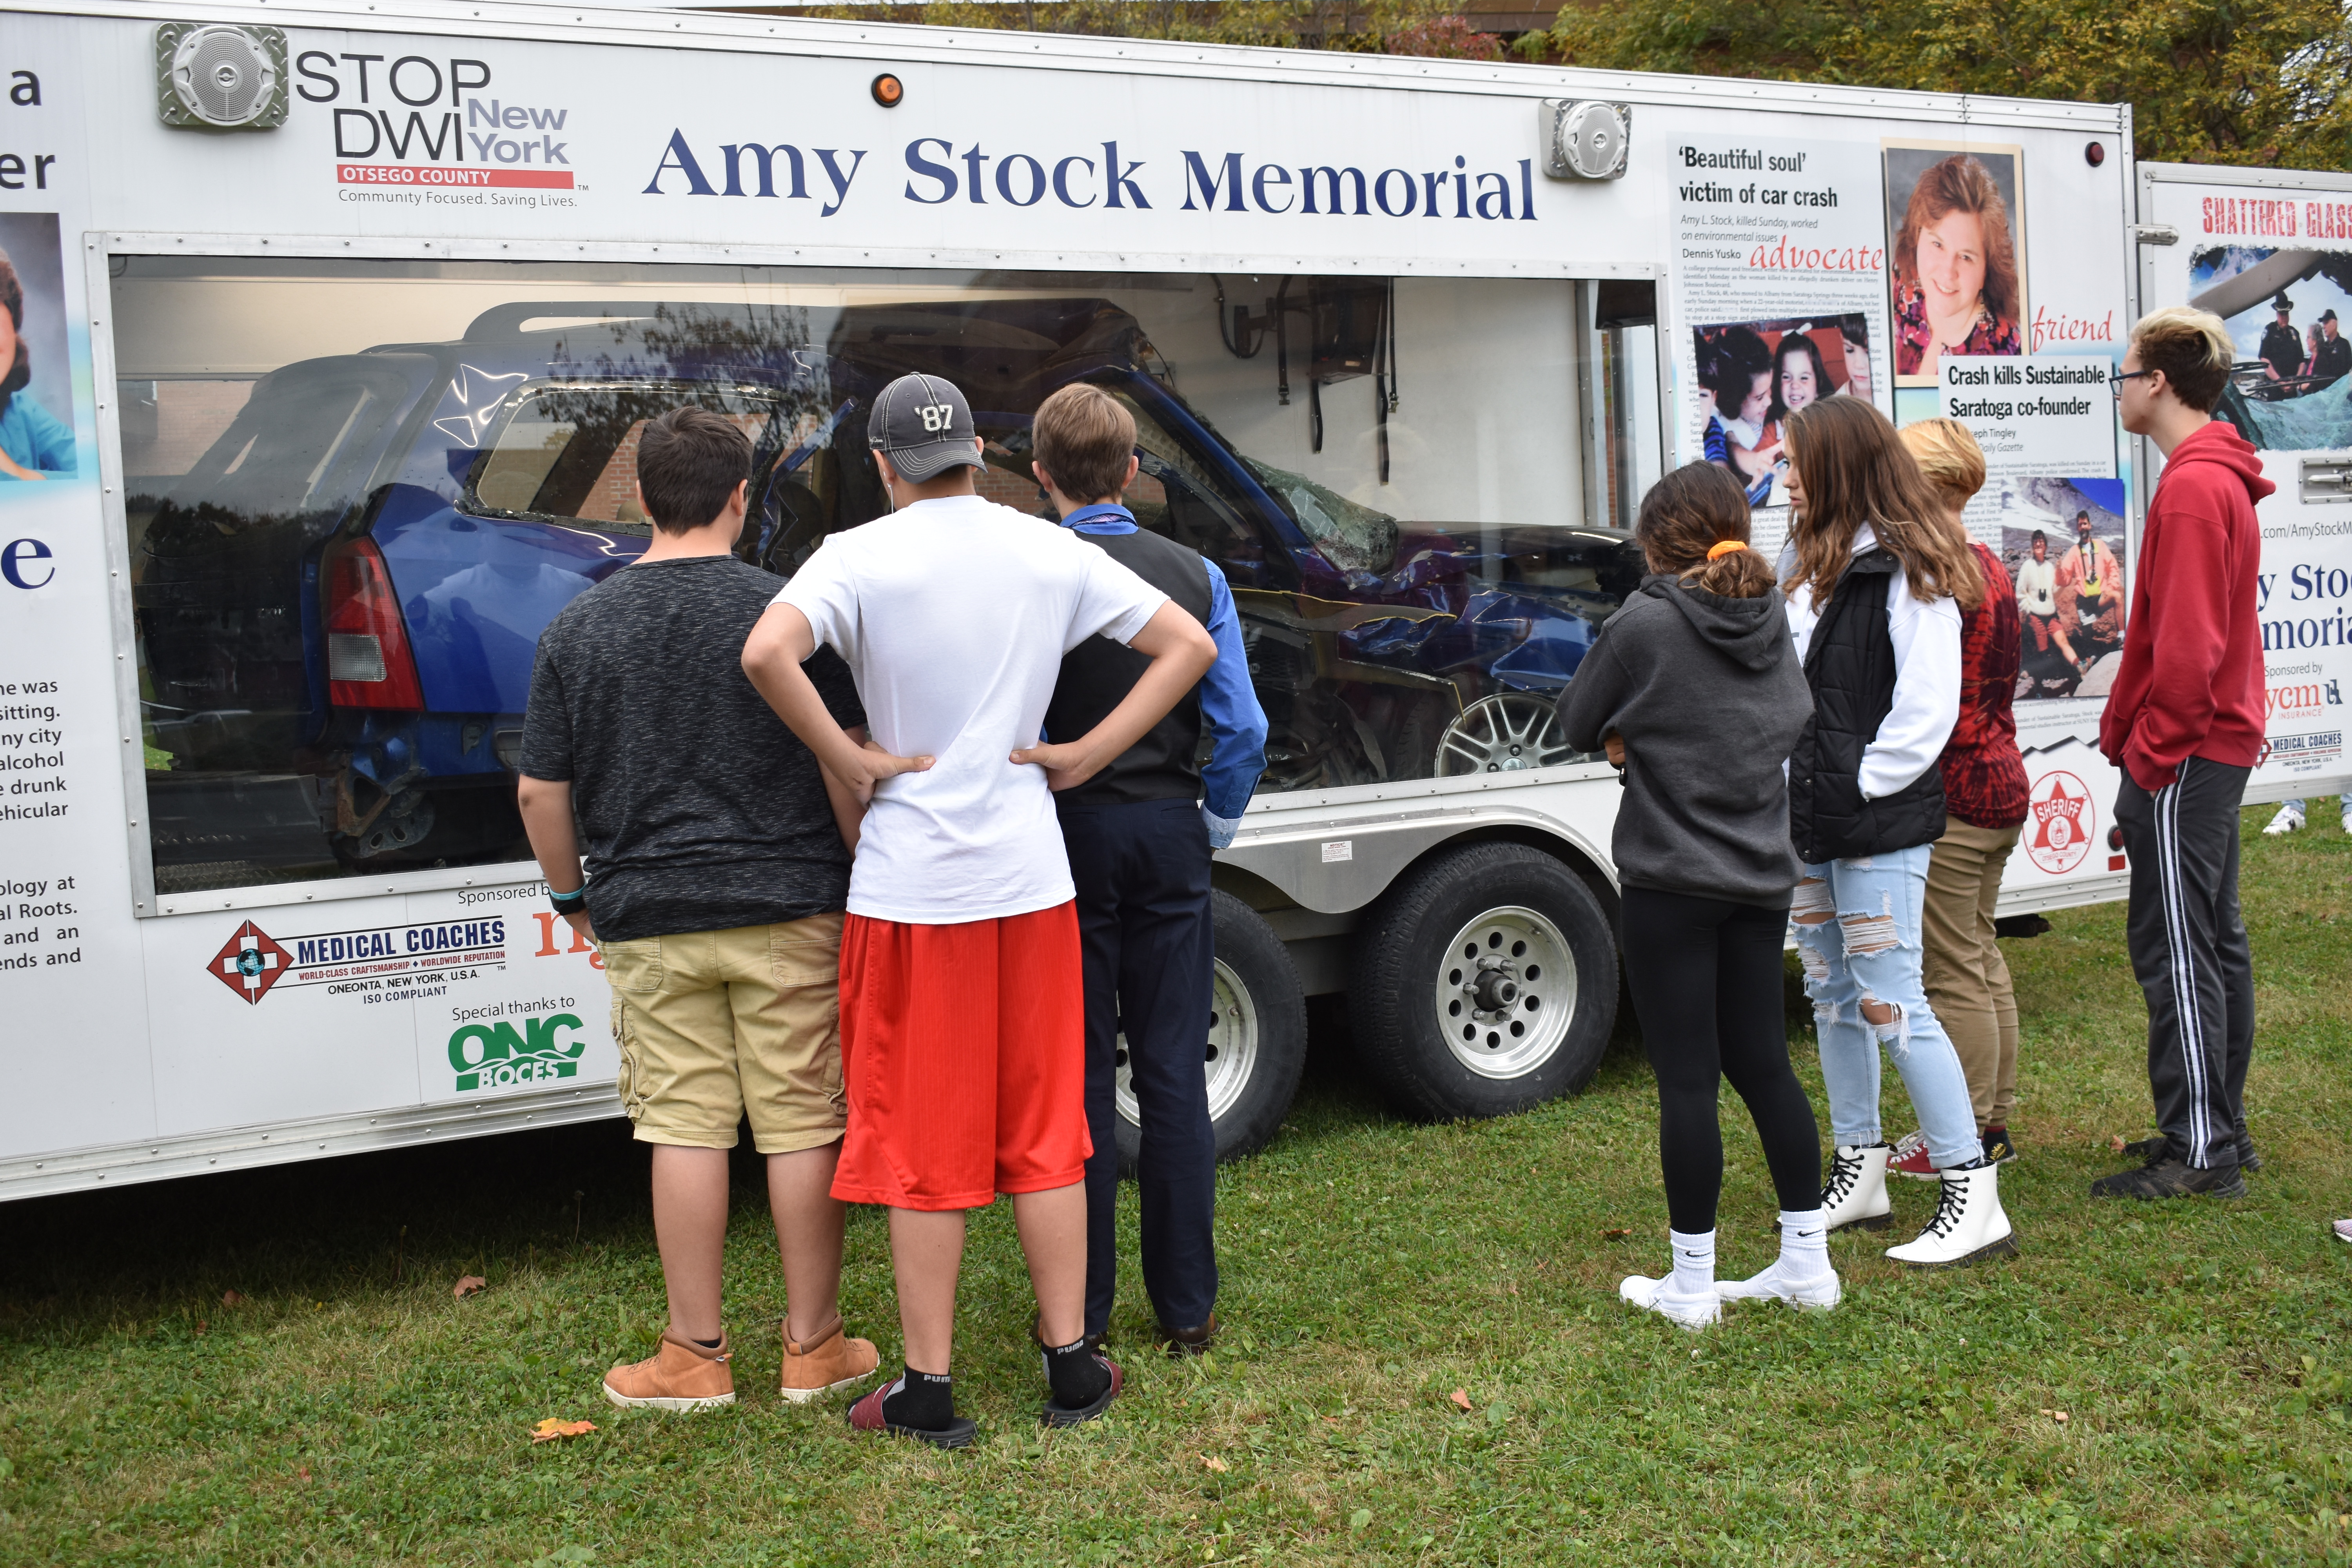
[1201, 1454, 1229, 1472]
[1450, 1388, 1473, 1412]
[531, 1418, 597, 1443]
[453, 1275, 487, 1299]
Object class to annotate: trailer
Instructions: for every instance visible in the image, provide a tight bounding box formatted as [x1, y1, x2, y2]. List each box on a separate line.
[2135, 161, 2352, 815]
[0, 0, 2165, 1198]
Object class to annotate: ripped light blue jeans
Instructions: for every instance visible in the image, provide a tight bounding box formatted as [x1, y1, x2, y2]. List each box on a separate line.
[1792, 844, 1981, 1169]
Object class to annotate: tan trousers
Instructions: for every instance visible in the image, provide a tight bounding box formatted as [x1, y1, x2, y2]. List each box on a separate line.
[1922, 817, 2022, 1129]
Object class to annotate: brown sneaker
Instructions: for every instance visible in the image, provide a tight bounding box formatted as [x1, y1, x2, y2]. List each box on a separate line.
[779, 1312, 879, 1404]
[601, 1328, 736, 1412]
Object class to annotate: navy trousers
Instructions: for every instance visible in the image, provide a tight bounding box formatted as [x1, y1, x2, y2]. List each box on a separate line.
[1058, 797, 1218, 1340]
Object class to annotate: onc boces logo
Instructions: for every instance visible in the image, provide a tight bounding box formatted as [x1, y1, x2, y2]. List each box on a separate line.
[2027, 770, 2094, 875]
[449, 1011, 588, 1092]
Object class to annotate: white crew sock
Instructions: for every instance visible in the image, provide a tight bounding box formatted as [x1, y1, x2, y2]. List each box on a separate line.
[1668, 1228, 1716, 1298]
[1776, 1208, 1832, 1280]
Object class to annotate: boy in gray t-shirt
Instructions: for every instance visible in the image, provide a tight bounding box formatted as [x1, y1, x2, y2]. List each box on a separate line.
[519, 407, 880, 1413]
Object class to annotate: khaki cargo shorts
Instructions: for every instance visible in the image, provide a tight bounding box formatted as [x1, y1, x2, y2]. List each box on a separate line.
[598, 914, 848, 1154]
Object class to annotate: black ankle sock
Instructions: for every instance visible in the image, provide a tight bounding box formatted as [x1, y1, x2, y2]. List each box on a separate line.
[882, 1368, 954, 1429]
[692, 1336, 722, 1351]
[1044, 1336, 1111, 1408]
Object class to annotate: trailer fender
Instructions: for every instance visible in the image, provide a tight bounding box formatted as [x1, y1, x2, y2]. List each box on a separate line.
[1216, 799, 1617, 916]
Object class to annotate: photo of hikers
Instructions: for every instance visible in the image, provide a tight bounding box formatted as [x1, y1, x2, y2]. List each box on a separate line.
[1999, 476, 2127, 700]
[1883, 144, 2028, 387]
[1691, 313, 1875, 508]
[2191, 243, 2352, 450]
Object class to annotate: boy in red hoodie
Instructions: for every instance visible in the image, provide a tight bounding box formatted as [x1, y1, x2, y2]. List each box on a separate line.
[2094, 307, 2273, 1201]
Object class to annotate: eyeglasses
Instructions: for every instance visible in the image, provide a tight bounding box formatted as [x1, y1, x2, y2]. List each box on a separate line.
[2111, 369, 2156, 396]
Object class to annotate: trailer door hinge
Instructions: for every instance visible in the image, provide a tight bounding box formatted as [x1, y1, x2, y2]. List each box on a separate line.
[2300, 459, 2352, 504]
[2134, 223, 2180, 247]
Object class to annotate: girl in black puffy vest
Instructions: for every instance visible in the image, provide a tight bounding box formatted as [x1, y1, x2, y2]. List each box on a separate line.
[1777, 397, 2014, 1270]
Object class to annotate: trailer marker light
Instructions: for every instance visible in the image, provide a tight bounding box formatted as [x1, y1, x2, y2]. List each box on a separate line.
[2085, 141, 2106, 167]
[871, 73, 904, 107]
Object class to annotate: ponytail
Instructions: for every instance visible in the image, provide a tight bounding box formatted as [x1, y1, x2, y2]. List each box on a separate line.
[1636, 463, 1773, 599]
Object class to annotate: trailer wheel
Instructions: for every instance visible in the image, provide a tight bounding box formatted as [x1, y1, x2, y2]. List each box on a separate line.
[1113, 890, 1306, 1176]
[1350, 842, 1615, 1120]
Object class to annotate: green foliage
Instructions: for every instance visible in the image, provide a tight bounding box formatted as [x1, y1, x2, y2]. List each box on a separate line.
[1535, 0, 2352, 169]
[797, 0, 1471, 54]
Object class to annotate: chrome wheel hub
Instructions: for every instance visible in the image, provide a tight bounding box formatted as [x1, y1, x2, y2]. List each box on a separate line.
[1116, 957, 1259, 1127]
[1433, 905, 1575, 1078]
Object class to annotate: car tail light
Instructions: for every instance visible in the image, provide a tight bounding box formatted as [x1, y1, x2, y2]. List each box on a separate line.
[324, 539, 424, 709]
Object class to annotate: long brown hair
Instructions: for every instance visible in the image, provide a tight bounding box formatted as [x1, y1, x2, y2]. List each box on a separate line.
[1893, 154, 2021, 331]
[1782, 398, 1984, 611]
[1636, 462, 1777, 599]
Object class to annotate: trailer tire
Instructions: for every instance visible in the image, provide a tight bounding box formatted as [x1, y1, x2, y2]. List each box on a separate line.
[1350, 842, 1615, 1121]
[1113, 890, 1306, 1177]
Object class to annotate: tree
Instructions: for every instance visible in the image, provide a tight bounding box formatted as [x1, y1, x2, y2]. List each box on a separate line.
[796, 0, 1488, 55]
[1532, 0, 2352, 169]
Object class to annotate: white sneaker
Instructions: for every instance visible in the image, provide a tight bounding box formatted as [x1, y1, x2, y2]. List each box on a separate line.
[1716, 1258, 1842, 1310]
[2265, 802, 2305, 836]
[1619, 1273, 1720, 1330]
[1820, 1143, 1893, 1233]
[1885, 1162, 2017, 1268]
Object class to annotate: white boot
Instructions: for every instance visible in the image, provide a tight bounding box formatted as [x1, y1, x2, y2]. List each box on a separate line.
[1884, 1161, 2016, 1268]
[1619, 1229, 1720, 1331]
[1718, 1209, 1842, 1310]
[1820, 1143, 1893, 1233]
[2265, 802, 2305, 836]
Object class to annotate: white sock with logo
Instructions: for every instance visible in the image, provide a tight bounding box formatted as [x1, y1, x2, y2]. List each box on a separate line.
[1776, 1208, 1833, 1281]
[1668, 1228, 1716, 1298]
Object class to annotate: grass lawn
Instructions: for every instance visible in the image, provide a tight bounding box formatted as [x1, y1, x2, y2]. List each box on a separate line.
[1, 805, 2347, 1565]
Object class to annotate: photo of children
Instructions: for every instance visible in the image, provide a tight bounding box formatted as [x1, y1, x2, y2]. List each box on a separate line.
[1692, 314, 1874, 508]
[1998, 475, 2126, 700]
[2187, 243, 2352, 451]
[1884, 144, 2027, 387]
[0, 212, 75, 485]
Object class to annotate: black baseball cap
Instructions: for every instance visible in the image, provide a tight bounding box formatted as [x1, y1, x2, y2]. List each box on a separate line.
[867, 372, 984, 482]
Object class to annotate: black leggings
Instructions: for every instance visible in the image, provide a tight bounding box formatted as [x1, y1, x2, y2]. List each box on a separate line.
[1619, 886, 1821, 1234]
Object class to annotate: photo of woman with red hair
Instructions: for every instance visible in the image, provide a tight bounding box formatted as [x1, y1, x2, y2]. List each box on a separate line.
[1887, 149, 2027, 384]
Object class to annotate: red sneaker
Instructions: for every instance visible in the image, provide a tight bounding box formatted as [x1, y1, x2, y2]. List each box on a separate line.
[846, 1376, 978, 1449]
[1889, 1130, 1938, 1181]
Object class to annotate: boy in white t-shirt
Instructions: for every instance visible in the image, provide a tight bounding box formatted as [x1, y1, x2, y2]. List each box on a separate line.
[742, 373, 1217, 1447]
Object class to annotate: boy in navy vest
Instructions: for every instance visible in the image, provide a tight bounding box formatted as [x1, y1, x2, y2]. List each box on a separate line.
[1030, 382, 1268, 1354]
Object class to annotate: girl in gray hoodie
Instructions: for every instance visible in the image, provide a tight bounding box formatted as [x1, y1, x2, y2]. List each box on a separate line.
[1559, 463, 1832, 1328]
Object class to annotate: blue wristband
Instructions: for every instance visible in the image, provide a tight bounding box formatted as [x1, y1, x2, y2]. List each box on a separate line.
[549, 885, 588, 913]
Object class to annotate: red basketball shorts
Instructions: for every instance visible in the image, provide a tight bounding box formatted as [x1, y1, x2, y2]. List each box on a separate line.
[830, 900, 1091, 1211]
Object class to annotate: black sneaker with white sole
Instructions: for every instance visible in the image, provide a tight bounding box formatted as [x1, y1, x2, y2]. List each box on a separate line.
[2121, 1131, 2261, 1172]
[2089, 1156, 2247, 1201]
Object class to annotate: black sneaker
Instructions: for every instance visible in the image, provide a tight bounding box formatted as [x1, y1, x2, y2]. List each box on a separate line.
[2089, 1156, 2247, 1201]
[1980, 1126, 2018, 1165]
[2123, 1131, 2260, 1171]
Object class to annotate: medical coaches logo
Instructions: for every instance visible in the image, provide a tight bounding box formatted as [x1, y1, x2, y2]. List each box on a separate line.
[209, 921, 294, 1005]
[447, 1006, 588, 1092]
[202, 915, 509, 1005]
[2026, 771, 2095, 875]
[292, 49, 583, 201]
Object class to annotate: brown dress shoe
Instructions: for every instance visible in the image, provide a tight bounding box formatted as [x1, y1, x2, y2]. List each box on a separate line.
[602, 1328, 736, 1411]
[1160, 1312, 1218, 1358]
[779, 1312, 880, 1404]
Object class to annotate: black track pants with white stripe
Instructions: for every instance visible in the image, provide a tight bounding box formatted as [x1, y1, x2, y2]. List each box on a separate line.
[2115, 757, 2254, 1171]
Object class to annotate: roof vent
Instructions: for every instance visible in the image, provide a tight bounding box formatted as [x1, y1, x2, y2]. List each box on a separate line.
[1541, 100, 1630, 181]
[156, 23, 287, 131]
